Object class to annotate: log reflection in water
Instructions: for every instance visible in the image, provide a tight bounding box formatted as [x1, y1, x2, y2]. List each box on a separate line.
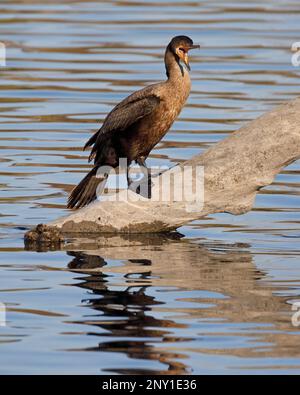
[60, 234, 294, 374]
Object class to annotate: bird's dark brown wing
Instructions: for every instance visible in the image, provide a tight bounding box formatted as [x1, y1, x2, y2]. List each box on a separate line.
[84, 92, 161, 162]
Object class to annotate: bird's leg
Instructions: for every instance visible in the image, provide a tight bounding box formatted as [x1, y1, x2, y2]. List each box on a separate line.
[126, 166, 133, 187]
[136, 157, 152, 198]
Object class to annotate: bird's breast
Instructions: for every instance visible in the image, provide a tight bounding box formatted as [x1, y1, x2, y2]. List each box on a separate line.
[149, 82, 190, 137]
[118, 79, 191, 161]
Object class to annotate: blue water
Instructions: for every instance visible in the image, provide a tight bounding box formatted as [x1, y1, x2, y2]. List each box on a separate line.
[0, 0, 300, 374]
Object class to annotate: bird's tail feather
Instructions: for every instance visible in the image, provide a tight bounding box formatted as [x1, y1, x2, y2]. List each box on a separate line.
[67, 166, 108, 209]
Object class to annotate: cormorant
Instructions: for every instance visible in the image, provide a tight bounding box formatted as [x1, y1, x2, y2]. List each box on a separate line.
[68, 35, 199, 209]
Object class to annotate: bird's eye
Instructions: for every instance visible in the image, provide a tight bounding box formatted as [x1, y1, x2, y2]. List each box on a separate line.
[179, 47, 185, 53]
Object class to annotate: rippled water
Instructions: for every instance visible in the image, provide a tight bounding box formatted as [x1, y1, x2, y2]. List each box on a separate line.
[0, 0, 300, 374]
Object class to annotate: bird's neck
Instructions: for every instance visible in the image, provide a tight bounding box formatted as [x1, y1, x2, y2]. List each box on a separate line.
[164, 47, 190, 84]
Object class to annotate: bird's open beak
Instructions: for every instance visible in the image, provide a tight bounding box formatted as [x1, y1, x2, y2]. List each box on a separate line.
[189, 44, 201, 50]
[183, 45, 200, 70]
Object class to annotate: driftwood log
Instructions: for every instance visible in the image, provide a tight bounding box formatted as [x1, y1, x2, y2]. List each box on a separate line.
[25, 97, 300, 238]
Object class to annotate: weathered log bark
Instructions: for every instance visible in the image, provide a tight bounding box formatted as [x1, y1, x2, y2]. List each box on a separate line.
[28, 97, 300, 235]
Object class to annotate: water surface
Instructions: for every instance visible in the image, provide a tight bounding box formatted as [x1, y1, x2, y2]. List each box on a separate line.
[0, 0, 300, 374]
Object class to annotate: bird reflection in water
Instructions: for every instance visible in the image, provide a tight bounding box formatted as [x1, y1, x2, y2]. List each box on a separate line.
[67, 247, 190, 374]
[26, 233, 296, 374]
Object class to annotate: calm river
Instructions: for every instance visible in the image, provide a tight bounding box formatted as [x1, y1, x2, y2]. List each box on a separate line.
[0, 0, 300, 374]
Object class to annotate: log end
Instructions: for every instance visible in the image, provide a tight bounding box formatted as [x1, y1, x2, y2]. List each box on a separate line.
[24, 223, 65, 251]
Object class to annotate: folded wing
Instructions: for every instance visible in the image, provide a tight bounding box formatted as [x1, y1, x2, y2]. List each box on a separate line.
[84, 93, 161, 162]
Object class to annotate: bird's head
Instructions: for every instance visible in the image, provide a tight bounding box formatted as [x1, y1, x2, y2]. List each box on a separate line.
[168, 35, 200, 70]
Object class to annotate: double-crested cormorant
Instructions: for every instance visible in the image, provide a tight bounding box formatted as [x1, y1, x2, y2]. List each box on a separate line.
[68, 35, 199, 209]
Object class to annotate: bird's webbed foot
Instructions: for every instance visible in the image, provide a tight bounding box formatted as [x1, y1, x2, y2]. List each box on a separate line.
[128, 158, 153, 198]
